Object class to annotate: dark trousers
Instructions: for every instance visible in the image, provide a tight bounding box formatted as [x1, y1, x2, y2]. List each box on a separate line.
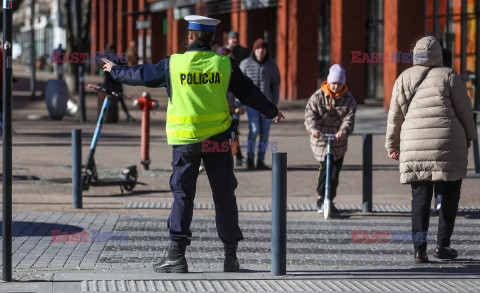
[316, 156, 344, 201]
[411, 180, 462, 252]
[168, 131, 244, 247]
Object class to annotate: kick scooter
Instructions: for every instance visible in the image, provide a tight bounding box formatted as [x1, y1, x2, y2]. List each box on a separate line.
[321, 134, 336, 220]
[82, 84, 138, 194]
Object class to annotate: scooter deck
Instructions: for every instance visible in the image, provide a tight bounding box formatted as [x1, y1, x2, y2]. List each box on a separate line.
[90, 178, 130, 187]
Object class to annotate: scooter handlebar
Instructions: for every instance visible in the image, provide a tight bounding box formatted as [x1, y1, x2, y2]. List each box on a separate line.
[320, 134, 336, 140]
[88, 84, 132, 99]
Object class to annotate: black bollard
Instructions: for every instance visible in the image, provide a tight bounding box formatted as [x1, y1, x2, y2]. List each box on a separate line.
[3, 3, 13, 282]
[72, 129, 82, 208]
[362, 134, 373, 212]
[473, 113, 480, 173]
[271, 152, 287, 276]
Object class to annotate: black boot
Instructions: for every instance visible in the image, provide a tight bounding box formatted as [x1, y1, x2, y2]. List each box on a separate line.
[433, 246, 458, 260]
[153, 243, 188, 273]
[247, 158, 255, 170]
[256, 160, 270, 170]
[414, 251, 429, 264]
[224, 243, 240, 272]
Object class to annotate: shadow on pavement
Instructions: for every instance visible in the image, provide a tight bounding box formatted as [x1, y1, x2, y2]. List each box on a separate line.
[290, 262, 480, 278]
[82, 188, 169, 198]
[0, 221, 84, 237]
[458, 211, 480, 219]
[333, 210, 480, 219]
[0, 174, 41, 181]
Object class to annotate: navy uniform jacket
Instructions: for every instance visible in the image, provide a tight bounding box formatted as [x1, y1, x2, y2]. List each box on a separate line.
[110, 41, 279, 119]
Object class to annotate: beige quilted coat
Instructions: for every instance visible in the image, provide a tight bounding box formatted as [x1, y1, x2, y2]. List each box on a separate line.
[386, 36, 477, 183]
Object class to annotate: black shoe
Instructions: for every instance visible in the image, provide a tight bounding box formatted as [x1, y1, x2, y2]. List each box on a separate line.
[433, 246, 458, 260]
[153, 244, 188, 273]
[153, 256, 188, 273]
[235, 158, 243, 167]
[224, 243, 240, 272]
[256, 160, 270, 170]
[414, 251, 429, 263]
[247, 158, 255, 170]
[316, 198, 324, 214]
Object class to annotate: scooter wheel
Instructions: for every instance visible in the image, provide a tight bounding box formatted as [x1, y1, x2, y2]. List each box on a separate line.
[122, 171, 137, 191]
[324, 200, 331, 220]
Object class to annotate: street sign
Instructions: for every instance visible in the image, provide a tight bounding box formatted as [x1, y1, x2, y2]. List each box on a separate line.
[136, 20, 152, 30]
[3, 0, 12, 9]
[174, 7, 192, 20]
[242, 0, 276, 10]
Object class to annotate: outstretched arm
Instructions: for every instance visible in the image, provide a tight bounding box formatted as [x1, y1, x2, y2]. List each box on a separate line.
[103, 57, 168, 88]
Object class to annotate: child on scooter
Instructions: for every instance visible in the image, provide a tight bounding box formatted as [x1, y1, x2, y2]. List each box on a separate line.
[304, 64, 357, 214]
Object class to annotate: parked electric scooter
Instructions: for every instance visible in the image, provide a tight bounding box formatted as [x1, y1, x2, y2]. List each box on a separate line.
[82, 84, 137, 194]
[321, 134, 336, 219]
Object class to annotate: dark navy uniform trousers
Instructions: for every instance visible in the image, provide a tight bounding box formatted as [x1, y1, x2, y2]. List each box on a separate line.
[168, 128, 244, 247]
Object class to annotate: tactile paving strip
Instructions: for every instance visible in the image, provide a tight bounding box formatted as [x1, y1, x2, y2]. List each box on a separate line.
[81, 279, 480, 292]
[123, 202, 480, 213]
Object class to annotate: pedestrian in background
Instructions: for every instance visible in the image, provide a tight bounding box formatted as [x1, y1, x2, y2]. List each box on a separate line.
[104, 15, 284, 273]
[103, 44, 123, 94]
[51, 44, 65, 79]
[126, 40, 139, 67]
[226, 31, 250, 66]
[432, 39, 454, 213]
[386, 36, 476, 263]
[305, 64, 357, 214]
[240, 38, 280, 170]
[211, 40, 220, 53]
[221, 46, 246, 166]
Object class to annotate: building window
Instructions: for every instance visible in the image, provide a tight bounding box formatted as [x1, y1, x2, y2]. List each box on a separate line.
[366, 0, 384, 100]
[318, 0, 330, 83]
[426, 0, 478, 106]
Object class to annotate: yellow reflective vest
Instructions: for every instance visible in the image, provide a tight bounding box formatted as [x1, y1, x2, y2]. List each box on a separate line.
[166, 51, 232, 145]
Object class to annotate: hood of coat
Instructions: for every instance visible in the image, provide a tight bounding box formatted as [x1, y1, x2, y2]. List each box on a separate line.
[413, 36, 443, 67]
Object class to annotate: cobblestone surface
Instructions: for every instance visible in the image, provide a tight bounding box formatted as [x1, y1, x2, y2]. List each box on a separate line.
[2, 211, 480, 275]
[1, 210, 480, 291]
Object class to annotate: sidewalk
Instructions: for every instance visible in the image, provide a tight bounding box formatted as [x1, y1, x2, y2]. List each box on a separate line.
[1, 66, 480, 292]
[1, 211, 480, 292]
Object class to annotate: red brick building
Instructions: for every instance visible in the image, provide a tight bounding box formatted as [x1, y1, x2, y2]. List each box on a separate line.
[90, 0, 480, 110]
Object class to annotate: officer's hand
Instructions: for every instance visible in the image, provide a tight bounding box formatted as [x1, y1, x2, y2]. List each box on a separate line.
[274, 111, 285, 123]
[102, 58, 117, 72]
[467, 140, 472, 149]
[234, 107, 245, 115]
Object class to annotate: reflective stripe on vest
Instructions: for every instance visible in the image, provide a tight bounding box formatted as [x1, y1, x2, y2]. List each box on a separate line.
[167, 51, 232, 145]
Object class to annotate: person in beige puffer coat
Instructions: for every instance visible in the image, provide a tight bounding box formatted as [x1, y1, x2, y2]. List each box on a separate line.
[386, 36, 477, 263]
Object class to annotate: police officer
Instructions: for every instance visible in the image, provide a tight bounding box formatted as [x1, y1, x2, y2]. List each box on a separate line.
[103, 15, 284, 273]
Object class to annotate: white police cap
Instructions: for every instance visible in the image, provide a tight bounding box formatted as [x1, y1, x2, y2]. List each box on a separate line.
[184, 15, 220, 32]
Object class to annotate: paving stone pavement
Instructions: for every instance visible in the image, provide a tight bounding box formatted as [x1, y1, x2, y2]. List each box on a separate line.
[3, 64, 480, 292]
[123, 201, 480, 213]
[1, 210, 480, 292]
